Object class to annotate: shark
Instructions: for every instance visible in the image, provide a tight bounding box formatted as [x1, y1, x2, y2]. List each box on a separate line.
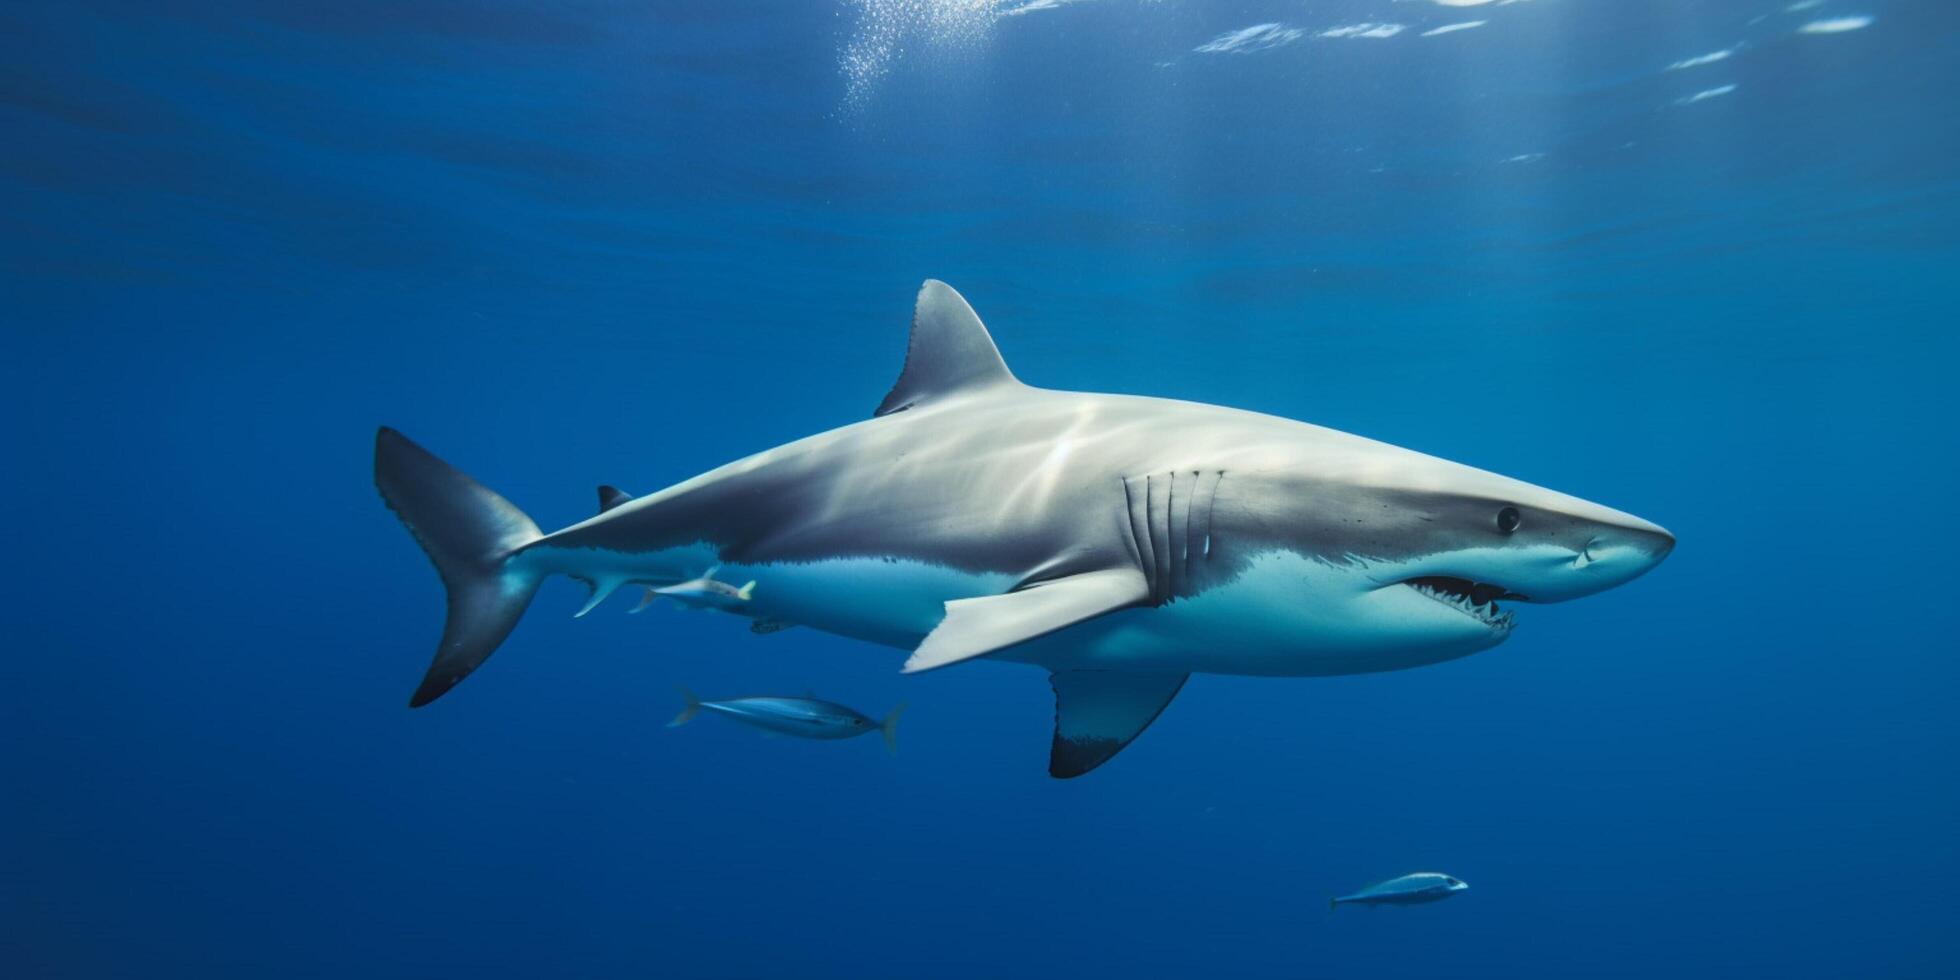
[374, 280, 1674, 778]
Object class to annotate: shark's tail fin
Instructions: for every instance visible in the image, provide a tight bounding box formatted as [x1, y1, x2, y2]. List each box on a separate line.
[880, 702, 905, 755]
[374, 427, 544, 707]
[736, 580, 756, 601]
[670, 687, 702, 727]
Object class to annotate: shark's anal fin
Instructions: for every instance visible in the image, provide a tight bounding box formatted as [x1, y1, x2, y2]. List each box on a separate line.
[874, 280, 1020, 417]
[901, 567, 1148, 674]
[1049, 670, 1188, 779]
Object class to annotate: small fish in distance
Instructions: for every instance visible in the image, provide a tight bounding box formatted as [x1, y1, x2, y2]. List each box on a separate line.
[670, 689, 903, 753]
[1330, 873, 1468, 910]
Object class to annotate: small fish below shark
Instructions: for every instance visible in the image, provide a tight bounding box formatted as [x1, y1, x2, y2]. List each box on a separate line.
[669, 689, 903, 753]
[1330, 872, 1469, 910]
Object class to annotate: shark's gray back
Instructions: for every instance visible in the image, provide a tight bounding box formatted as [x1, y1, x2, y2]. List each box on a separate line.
[536, 385, 1299, 583]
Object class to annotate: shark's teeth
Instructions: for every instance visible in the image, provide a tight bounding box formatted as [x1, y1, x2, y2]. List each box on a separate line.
[1408, 582, 1513, 630]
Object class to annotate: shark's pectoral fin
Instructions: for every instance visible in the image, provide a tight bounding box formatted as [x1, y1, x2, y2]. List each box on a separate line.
[1048, 670, 1188, 779]
[901, 567, 1148, 674]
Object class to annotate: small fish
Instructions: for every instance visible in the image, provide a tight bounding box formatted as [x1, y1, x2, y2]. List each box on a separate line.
[669, 688, 903, 753]
[631, 567, 755, 613]
[1330, 872, 1468, 910]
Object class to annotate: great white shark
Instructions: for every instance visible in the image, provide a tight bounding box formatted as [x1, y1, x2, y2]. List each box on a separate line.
[376, 280, 1674, 777]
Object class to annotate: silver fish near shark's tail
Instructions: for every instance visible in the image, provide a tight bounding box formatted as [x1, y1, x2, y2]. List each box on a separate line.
[880, 703, 905, 755]
[374, 427, 544, 707]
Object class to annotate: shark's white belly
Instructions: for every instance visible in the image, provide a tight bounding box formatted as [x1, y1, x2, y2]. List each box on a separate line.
[713, 551, 1498, 678]
[529, 546, 1495, 678]
[1002, 551, 1500, 676]
[728, 557, 1014, 649]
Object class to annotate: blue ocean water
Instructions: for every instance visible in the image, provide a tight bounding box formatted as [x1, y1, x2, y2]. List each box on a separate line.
[4, 1, 1956, 976]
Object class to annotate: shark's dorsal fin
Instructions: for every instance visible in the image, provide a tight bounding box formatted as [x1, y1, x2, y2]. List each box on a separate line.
[875, 280, 1019, 417]
[1048, 670, 1188, 779]
[596, 485, 634, 513]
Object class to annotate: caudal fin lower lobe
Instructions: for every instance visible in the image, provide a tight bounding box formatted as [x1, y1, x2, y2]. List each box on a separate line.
[374, 427, 543, 707]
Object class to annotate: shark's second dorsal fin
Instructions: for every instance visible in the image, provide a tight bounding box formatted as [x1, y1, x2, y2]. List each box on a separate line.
[874, 280, 1019, 417]
[596, 485, 634, 513]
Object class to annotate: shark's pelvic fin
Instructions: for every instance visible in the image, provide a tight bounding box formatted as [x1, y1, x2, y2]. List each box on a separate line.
[596, 485, 634, 513]
[901, 567, 1149, 673]
[874, 279, 1020, 417]
[1048, 670, 1189, 779]
[373, 428, 544, 708]
[573, 577, 626, 618]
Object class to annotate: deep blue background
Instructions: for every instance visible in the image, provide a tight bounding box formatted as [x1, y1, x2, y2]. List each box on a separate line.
[5, 1, 1957, 977]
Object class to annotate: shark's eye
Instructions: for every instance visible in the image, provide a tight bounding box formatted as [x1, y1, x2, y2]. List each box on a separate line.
[1496, 506, 1521, 534]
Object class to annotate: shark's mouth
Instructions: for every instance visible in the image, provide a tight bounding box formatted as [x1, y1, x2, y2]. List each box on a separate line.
[1403, 576, 1524, 630]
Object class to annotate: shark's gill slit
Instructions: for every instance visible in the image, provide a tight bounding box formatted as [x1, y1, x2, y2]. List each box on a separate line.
[1148, 473, 1171, 604]
[1167, 470, 1186, 597]
[1165, 474, 1176, 590]
[1199, 472, 1215, 564]
[1159, 473, 1172, 597]
[1192, 469, 1221, 565]
[1122, 475, 1154, 582]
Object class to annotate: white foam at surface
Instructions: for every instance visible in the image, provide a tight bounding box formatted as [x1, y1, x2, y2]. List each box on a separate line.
[1666, 47, 1735, 70]
[1676, 83, 1738, 105]
[1194, 23, 1305, 54]
[1799, 16, 1873, 34]
[1320, 23, 1406, 40]
[1421, 21, 1485, 37]
[1000, 0, 1091, 16]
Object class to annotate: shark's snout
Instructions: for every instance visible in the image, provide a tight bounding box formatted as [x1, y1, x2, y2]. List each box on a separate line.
[1526, 518, 1674, 603]
[1602, 517, 1674, 568]
[1647, 525, 1677, 562]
